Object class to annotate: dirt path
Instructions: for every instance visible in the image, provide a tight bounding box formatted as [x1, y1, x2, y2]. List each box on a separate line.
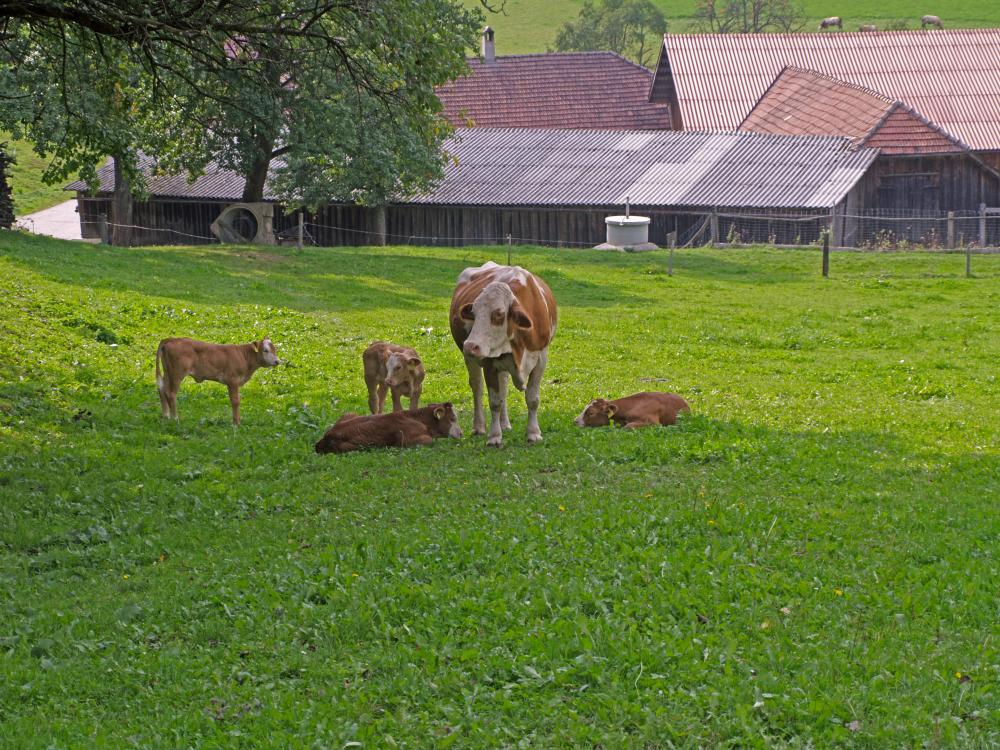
[16, 200, 83, 240]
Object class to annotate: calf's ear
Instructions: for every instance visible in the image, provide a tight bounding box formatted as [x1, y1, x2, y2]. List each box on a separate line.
[252, 341, 260, 353]
[606, 403, 618, 416]
[460, 303, 475, 321]
[433, 406, 445, 419]
[408, 356, 421, 367]
[509, 302, 532, 329]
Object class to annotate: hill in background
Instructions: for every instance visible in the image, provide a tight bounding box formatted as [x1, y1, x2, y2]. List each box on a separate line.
[464, 0, 999, 55]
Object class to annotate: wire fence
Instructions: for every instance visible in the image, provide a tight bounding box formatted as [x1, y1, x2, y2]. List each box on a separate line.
[17, 206, 1000, 255]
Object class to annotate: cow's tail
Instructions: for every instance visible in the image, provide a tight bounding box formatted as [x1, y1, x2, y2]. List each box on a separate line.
[155, 342, 164, 390]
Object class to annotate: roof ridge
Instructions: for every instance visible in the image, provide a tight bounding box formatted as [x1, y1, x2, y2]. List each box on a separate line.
[663, 27, 1000, 40]
[467, 49, 652, 72]
[778, 66, 896, 106]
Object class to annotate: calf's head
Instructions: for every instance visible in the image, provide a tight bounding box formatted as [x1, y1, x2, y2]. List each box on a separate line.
[253, 336, 281, 367]
[385, 352, 422, 387]
[575, 399, 617, 427]
[460, 281, 532, 359]
[428, 403, 464, 439]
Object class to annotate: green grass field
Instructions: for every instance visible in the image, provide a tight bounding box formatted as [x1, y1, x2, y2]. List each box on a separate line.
[2, 233, 999, 747]
[468, 0, 1000, 55]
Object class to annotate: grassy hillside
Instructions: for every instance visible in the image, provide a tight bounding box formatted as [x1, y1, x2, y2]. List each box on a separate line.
[468, 0, 1000, 55]
[1, 135, 74, 217]
[1, 232, 998, 747]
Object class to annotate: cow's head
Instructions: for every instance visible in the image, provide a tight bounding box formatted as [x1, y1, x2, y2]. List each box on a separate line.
[575, 399, 617, 427]
[429, 402, 463, 439]
[385, 352, 422, 387]
[460, 281, 532, 359]
[253, 336, 281, 367]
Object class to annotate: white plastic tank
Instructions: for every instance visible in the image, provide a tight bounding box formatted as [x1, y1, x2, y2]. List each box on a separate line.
[605, 215, 651, 247]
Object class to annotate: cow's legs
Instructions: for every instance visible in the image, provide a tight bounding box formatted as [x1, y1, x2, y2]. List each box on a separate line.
[464, 355, 486, 435]
[525, 350, 547, 443]
[376, 383, 389, 414]
[158, 382, 171, 419]
[366, 381, 380, 414]
[409, 386, 421, 412]
[227, 383, 241, 425]
[166, 380, 180, 421]
[483, 363, 505, 448]
[390, 387, 403, 413]
[497, 370, 512, 430]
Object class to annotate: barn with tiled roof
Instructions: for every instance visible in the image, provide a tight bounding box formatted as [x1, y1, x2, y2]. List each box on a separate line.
[737, 67, 1000, 214]
[436, 29, 673, 131]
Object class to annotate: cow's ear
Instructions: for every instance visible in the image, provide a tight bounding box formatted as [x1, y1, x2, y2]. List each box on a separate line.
[408, 356, 421, 367]
[433, 406, 445, 419]
[252, 341, 260, 353]
[510, 302, 532, 329]
[606, 403, 618, 416]
[460, 303, 475, 321]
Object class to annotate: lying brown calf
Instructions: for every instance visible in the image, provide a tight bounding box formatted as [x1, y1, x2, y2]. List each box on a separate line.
[575, 391, 690, 429]
[315, 403, 463, 454]
[362, 341, 425, 413]
[156, 336, 280, 424]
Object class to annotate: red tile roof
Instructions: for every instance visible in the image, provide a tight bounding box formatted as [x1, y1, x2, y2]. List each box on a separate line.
[740, 67, 966, 154]
[436, 52, 672, 130]
[659, 29, 1000, 150]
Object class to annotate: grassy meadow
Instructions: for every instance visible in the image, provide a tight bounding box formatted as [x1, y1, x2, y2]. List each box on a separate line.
[466, 0, 1000, 55]
[1, 134, 77, 217]
[1, 232, 999, 747]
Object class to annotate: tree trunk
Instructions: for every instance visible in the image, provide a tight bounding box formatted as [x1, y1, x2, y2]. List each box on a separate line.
[111, 155, 133, 247]
[241, 132, 275, 203]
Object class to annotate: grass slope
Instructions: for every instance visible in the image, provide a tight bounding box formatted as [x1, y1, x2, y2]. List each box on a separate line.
[467, 0, 1000, 55]
[1, 233, 999, 747]
[1, 135, 74, 217]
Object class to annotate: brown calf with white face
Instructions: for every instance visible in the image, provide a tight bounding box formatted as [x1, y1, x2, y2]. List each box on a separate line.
[155, 336, 280, 424]
[314, 403, 463, 454]
[362, 341, 425, 413]
[575, 392, 690, 429]
[449, 262, 557, 447]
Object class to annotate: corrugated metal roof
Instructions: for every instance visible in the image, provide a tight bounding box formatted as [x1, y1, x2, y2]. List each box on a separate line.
[412, 128, 877, 209]
[66, 157, 280, 200]
[436, 52, 672, 130]
[68, 129, 878, 210]
[740, 67, 968, 155]
[662, 29, 1000, 150]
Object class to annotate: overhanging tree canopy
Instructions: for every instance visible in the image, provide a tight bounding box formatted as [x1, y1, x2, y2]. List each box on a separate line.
[0, 1, 491, 217]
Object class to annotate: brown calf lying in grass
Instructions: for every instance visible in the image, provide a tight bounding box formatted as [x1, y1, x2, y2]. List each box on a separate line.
[575, 392, 690, 429]
[315, 403, 463, 454]
[363, 341, 425, 413]
[156, 336, 280, 424]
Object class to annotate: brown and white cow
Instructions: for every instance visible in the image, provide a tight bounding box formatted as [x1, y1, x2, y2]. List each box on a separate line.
[362, 341, 425, 413]
[575, 392, 690, 429]
[314, 403, 463, 454]
[155, 336, 280, 424]
[449, 262, 557, 447]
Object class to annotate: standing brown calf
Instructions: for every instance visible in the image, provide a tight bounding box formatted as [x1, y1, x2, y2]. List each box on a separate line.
[575, 392, 690, 429]
[156, 336, 280, 424]
[362, 341, 425, 413]
[314, 403, 463, 454]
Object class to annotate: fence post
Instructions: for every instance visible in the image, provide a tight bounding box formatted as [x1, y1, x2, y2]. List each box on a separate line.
[947, 211, 955, 249]
[297, 211, 304, 250]
[822, 230, 830, 278]
[506, 233, 512, 265]
[709, 212, 719, 246]
[980, 203, 987, 248]
[97, 214, 109, 244]
[667, 230, 676, 276]
[966, 243, 972, 278]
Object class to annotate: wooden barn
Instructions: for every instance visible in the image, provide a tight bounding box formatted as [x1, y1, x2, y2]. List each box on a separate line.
[69, 129, 879, 247]
[651, 29, 1000, 171]
[737, 67, 1000, 245]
